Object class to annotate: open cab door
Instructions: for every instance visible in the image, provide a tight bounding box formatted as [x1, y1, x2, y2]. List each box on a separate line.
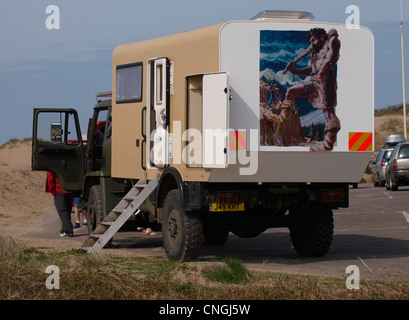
[32, 108, 85, 193]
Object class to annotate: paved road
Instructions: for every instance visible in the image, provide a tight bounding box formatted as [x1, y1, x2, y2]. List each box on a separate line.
[26, 184, 409, 280]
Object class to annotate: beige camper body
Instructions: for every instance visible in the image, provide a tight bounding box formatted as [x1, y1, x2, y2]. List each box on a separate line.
[112, 24, 221, 183]
[111, 16, 374, 185]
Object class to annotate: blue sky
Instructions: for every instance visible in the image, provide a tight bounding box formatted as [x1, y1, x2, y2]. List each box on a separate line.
[0, 0, 408, 145]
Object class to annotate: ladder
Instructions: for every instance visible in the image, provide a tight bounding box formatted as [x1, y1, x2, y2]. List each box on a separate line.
[80, 174, 159, 254]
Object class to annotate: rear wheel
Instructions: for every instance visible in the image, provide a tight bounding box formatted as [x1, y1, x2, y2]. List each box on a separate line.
[385, 175, 391, 190]
[289, 206, 334, 257]
[162, 190, 203, 261]
[390, 176, 398, 191]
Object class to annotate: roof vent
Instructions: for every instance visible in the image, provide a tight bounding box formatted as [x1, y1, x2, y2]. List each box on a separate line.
[250, 10, 315, 21]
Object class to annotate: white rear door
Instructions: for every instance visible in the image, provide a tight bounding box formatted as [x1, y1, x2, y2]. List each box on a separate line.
[148, 58, 169, 168]
[202, 72, 230, 169]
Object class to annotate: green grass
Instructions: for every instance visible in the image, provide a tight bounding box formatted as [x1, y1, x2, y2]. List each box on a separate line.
[202, 258, 252, 284]
[1, 248, 408, 300]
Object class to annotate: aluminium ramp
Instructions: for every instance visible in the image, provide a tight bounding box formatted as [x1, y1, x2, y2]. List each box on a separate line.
[80, 174, 159, 254]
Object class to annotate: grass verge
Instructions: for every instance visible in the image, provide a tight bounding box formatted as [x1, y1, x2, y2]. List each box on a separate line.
[1, 248, 408, 300]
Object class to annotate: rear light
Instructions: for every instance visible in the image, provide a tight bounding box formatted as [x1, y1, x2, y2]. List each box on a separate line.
[381, 161, 387, 167]
[321, 189, 344, 202]
[217, 192, 241, 203]
[393, 159, 398, 173]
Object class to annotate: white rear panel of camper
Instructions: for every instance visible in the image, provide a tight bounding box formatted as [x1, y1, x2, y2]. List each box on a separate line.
[209, 20, 374, 183]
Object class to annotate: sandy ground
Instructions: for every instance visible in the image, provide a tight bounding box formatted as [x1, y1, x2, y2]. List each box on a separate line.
[0, 140, 80, 251]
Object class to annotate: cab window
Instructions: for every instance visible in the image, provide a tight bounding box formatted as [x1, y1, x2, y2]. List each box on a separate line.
[37, 111, 80, 145]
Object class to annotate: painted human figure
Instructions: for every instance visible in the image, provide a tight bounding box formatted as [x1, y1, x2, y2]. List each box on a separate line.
[284, 28, 341, 151]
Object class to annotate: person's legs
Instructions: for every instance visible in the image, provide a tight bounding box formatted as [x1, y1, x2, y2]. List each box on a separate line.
[285, 83, 307, 103]
[81, 209, 88, 227]
[54, 193, 74, 236]
[73, 197, 81, 228]
[74, 207, 80, 228]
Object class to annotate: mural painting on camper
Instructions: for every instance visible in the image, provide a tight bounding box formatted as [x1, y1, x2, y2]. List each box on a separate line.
[259, 28, 341, 152]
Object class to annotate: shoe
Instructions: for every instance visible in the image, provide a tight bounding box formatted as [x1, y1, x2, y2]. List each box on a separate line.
[74, 222, 80, 228]
[60, 232, 74, 238]
[82, 220, 88, 227]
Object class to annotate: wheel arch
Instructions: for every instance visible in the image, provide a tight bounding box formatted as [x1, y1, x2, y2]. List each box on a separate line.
[82, 176, 101, 201]
[157, 167, 185, 209]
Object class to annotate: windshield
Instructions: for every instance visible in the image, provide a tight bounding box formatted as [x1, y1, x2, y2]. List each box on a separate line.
[382, 150, 393, 161]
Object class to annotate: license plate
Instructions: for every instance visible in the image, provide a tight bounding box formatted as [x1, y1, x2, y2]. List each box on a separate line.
[209, 202, 245, 212]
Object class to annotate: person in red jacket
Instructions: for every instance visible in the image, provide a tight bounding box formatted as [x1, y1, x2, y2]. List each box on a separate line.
[46, 172, 74, 237]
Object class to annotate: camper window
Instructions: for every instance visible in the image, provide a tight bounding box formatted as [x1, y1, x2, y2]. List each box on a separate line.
[155, 63, 163, 105]
[116, 62, 143, 103]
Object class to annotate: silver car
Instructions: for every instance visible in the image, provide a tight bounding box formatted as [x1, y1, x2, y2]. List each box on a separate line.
[371, 134, 406, 187]
[385, 142, 409, 191]
[371, 147, 394, 187]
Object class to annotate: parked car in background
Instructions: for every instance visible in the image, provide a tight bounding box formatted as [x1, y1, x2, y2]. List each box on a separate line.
[385, 141, 409, 191]
[370, 134, 406, 187]
[371, 147, 394, 187]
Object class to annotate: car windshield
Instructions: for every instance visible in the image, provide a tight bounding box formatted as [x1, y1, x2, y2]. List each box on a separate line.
[383, 150, 393, 161]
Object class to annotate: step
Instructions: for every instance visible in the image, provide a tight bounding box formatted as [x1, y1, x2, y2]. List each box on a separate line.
[80, 174, 159, 253]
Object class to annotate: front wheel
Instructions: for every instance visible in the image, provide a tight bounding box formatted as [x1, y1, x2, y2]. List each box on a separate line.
[87, 185, 112, 247]
[162, 189, 203, 261]
[87, 185, 104, 234]
[289, 207, 334, 257]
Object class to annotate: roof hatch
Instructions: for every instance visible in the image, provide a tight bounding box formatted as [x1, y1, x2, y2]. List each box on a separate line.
[250, 10, 315, 21]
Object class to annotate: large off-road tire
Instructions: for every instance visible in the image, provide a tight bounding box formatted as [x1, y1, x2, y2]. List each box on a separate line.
[289, 207, 334, 257]
[162, 189, 203, 261]
[87, 185, 104, 234]
[87, 185, 113, 247]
